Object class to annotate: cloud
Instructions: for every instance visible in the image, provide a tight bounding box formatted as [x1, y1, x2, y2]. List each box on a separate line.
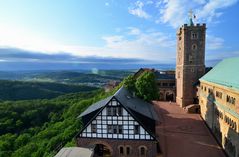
[0, 22, 175, 63]
[127, 27, 141, 35]
[206, 35, 224, 50]
[146, 1, 154, 5]
[0, 48, 145, 64]
[0, 22, 175, 62]
[156, 0, 188, 28]
[102, 35, 124, 44]
[155, 0, 238, 28]
[0, 48, 176, 70]
[128, 1, 151, 19]
[193, 0, 206, 5]
[101, 27, 175, 62]
[197, 0, 238, 22]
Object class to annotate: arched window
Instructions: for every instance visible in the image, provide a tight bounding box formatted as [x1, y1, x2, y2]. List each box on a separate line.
[125, 146, 131, 156]
[118, 146, 124, 155]
[139, 146, 147, 157]
[192, 44, 197, 50]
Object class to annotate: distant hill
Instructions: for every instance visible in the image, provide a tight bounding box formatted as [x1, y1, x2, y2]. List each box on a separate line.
[0, 70, 133, 87]
[0, 80, 98, 101]
[33, 71, 121, 83]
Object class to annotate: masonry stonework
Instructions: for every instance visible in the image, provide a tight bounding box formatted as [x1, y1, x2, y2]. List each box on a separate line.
[77, 137, 157, 157]
[176, 23, 206, 107]
[199, 81, 239, 157]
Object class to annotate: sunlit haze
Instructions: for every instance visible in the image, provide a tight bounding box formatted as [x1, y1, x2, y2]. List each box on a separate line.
[0, 0, 238, 70]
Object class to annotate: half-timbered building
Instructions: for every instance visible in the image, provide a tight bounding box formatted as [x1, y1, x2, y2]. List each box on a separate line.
[76, 86, 159, 157]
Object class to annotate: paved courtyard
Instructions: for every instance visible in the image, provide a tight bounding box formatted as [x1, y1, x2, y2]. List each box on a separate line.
[153, 101, 226, 157]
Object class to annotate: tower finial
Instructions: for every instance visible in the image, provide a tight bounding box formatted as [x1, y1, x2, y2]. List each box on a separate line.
[188, 9, 194, 26]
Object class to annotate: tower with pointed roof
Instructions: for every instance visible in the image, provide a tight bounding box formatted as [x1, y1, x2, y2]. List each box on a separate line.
[176, 11, 206, 107]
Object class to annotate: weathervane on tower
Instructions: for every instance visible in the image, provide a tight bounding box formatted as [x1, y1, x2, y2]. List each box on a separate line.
[188, 9, 196, 26]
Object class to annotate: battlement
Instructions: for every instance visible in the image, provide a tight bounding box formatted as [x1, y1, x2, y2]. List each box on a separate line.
[177, 23, 206, 34]
[182, 23, 206, 28]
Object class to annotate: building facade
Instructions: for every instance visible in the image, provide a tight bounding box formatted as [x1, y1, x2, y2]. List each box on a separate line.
[176, 21, 206, 107]
[155, 71, 176, 101]
[76, 87, 159, 157]
[199, 58, 239, 157]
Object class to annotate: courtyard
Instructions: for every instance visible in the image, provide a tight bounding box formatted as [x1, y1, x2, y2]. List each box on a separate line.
[153, 101, 226, 157]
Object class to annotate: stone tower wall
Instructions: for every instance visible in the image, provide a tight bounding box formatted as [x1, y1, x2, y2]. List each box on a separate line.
[176, 23, 206, 107]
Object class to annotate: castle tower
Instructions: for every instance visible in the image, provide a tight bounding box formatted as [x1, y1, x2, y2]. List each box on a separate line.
[176, 12, 206, 107]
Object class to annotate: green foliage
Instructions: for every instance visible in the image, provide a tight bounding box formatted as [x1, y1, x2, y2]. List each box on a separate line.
[123, 75, 136, 91]
[0, 89, 110, 157]
[123, 72, 159, 102]
[135, 71, 159, 101]
[0, 70, 130, 156]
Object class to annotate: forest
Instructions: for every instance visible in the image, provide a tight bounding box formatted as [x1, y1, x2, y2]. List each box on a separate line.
[0, 89, 114, 157]
[0, 70, 157, 157]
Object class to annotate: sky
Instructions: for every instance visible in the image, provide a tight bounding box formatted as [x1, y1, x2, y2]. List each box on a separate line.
[0, 0, 238, 70]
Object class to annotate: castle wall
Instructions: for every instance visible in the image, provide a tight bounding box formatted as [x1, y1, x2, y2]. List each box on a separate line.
[199, 81, 239, 157]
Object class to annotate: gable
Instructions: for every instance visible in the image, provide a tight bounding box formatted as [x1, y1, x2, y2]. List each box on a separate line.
[78, 98, 154, 140]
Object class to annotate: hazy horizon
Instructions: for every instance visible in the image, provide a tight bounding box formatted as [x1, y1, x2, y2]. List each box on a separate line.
[0, 0, 238, 70]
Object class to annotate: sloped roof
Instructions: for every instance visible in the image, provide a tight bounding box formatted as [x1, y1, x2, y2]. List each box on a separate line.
[134, 68, 175, 80]
[155, 71, 175, 80]
[200, 57, 239, 91]
[54, 147, 93, 157]
[78, 96, 113, 117]
[78, 86, 158, 121]
[114, 87, 158, 120]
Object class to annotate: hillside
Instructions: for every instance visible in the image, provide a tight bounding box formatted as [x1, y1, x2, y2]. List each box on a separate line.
[0, 89, 114, 157]
[0, 80, 98, 101]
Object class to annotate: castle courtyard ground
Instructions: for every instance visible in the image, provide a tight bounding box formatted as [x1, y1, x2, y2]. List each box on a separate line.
[153, 101, 226, 157]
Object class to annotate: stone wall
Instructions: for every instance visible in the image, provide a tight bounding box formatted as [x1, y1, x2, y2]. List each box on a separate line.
[199, 81, 239, 157]
[176, 24, 206, 107]
[77, 137, 158, 157]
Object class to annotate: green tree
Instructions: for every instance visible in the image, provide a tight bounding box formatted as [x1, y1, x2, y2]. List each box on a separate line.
[14, 133, 31, 148]
[135, 71, 159, 102]
[123, 75, 136, 92]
